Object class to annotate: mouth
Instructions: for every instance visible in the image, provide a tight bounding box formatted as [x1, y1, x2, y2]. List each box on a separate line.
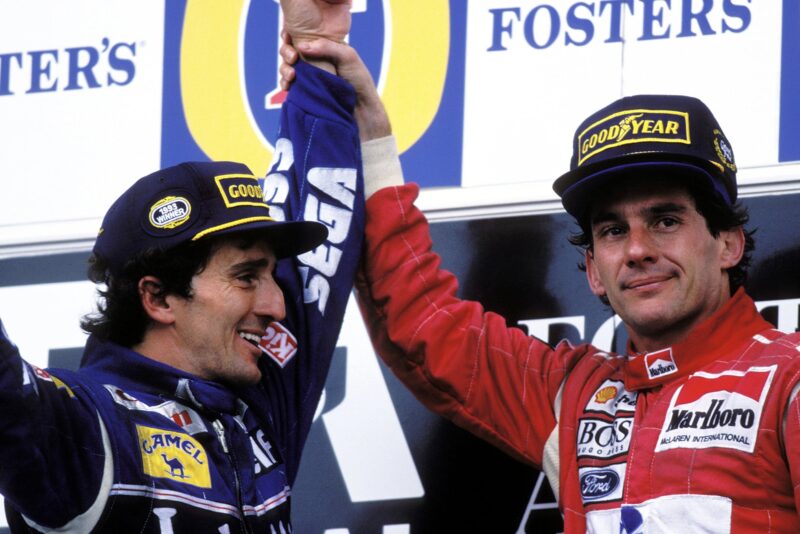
[238, 331, 262, 348]
[623, 276, 671, 291]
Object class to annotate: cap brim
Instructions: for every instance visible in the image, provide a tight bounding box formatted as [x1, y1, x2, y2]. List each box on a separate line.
[555, 157, 731, 221]
[207, 219, 329, 259]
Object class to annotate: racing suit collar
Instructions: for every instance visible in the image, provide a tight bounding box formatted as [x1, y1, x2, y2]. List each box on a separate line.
[80, 335, 241, 415]
[623, 288, 773, 391]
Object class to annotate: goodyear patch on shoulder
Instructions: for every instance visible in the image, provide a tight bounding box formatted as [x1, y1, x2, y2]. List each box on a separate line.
[578, 109, 690, 166]
[137, 425, 211, 488]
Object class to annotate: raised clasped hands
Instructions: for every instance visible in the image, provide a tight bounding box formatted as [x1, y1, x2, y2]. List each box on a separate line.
[279, 0, 352, 44]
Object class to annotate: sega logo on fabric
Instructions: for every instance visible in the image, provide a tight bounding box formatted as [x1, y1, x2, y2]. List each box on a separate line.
[487, 1, 753, 51]
[0, 38, 137, 96]
[578, 110, 690, 166]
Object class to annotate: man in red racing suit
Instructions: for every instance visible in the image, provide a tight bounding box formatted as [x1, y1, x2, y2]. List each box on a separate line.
[285, 32, 800, 533]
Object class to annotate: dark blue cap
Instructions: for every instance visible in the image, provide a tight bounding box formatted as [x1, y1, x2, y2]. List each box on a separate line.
[93, 161, 327, 274]
[553, 95, 737, 220]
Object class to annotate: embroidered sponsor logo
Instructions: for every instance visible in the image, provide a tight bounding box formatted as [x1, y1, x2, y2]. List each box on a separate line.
[578, 109, 690, 166]
[106, 386, 206, 435]
[579, 463, 626, 503]
[137, 425, 211, 488]
[149, 196, 192, 229]
[215, 173, 268, 209]
[577, 417, 634, 459]
[31, 365, 75, 397]
[645, 348, 678, 379]
[585, 379, 637, 415]
[259, 321, 298, 367]
[713, 128, 737, 172]
[655, 365, 775, 453]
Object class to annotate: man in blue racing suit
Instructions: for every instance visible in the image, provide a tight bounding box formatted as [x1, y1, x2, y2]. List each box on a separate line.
[0, 1, 368, 531]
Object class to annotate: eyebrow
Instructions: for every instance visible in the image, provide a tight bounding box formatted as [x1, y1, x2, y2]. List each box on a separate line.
[228, 258, 274, 275]
[591, 201, 689, 227]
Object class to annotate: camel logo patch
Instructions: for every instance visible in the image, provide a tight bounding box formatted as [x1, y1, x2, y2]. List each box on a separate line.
[137, 425, 211, 488]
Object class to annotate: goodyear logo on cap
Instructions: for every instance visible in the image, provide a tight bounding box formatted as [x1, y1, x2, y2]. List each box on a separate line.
[578, 109, 691, 166]
[149, 196, 192, 229]
[137, 425, 211, 488]
[215, 173, 268, 209]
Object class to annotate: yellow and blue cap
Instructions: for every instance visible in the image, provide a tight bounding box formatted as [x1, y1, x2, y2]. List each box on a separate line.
[94, 161, 327, 274]
[553, 95, 737, 220]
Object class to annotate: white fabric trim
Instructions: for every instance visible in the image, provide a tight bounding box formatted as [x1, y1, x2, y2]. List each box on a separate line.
[24, 412, 113, 533]
[361, 135, 404, 199]
[542, 382, 565, 501]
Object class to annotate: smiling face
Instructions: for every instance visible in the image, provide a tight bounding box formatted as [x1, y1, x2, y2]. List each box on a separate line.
[584, 179, 744, 352]
[163, 238, 285, 387]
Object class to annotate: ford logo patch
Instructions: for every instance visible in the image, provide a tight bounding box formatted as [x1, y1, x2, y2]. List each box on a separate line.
[580, 469, 619, 500]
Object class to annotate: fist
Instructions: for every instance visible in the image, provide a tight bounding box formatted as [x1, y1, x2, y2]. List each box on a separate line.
[280, 0, 352, 44]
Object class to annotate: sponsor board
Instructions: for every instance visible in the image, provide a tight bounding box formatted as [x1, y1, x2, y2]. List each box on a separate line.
[6, 2, 800, 253]
[0, 0, 164, 238]
[655, 366, 776, 453]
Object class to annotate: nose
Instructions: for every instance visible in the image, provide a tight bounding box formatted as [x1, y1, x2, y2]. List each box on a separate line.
[254, 276, 286, 323]
[624, 225, 658, 267]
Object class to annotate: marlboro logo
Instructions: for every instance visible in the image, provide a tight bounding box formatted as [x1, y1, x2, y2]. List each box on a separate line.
[655, 365, 775, 453]
[645, 348, 677, 380]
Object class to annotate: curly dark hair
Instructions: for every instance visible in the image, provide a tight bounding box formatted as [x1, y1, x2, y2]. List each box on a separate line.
[568, 177, 755, 305]
[80, 239, 218, 347]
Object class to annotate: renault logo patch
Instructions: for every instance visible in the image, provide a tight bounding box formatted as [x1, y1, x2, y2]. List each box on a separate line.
[215, 173, 269, 209]
[149, 196, 192, 229]
[137, 425, 211, 488]
[578, 109, 691, 166]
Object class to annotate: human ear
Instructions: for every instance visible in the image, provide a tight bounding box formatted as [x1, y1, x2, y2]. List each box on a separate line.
[138, 276, 175, 325]
[585, 249, 607, 298]
[719, 226, 745, 269]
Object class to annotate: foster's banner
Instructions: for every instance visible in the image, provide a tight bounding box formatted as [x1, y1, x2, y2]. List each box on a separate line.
[2, 1, 799, 250]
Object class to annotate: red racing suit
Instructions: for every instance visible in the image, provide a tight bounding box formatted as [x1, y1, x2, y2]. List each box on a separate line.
[356, 181, 800, 533]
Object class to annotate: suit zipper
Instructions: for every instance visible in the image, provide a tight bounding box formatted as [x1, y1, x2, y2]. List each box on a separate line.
[212, 419, 252, 534]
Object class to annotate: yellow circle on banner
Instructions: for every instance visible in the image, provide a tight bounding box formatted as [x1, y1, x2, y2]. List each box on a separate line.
[179, 0, 450, 170]
[181, 0, 273, 174]
[383, 0, 450, 153]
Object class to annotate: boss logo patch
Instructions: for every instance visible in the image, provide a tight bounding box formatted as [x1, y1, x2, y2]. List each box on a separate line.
[215, 173, 269, 209]
[578, 109, 690, 166]
[137, 425, 211, 488]
[149, 196, 192, 229]
[577, 417, 634, 459]
[655, 365, 775, 453]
